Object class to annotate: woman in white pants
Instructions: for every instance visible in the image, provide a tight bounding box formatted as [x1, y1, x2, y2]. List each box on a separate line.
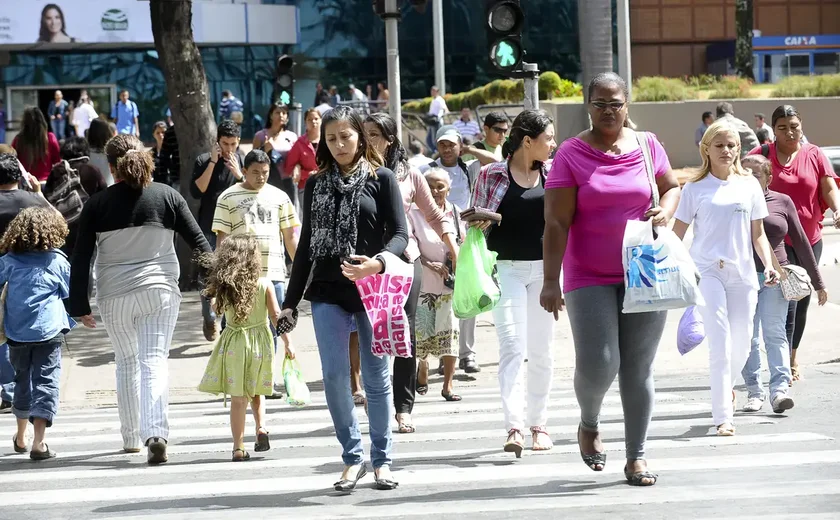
[470, 109, 557, 457]
[68, 135, 211, 464]
[672, 120, 779, 436]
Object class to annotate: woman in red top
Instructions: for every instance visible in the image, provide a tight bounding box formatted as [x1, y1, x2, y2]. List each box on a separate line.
[749, 104, 840, 380]
[12, 107, 60, 182]
[284, 108, 321, 209]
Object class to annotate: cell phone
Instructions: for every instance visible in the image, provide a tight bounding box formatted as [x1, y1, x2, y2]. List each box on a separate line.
[341, 256, 362, 266]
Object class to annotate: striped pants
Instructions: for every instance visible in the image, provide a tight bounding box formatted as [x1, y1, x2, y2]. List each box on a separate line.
[98, 288, 181, 449]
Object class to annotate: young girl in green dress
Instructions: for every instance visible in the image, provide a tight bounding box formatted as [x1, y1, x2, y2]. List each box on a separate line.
[198, 235, 292, 461]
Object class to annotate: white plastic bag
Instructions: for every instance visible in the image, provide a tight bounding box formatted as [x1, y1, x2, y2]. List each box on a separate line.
[622, 220, 704, 313]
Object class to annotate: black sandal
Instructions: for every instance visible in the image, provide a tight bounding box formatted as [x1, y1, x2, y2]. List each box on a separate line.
[12, 434, 27, 454]
[416, 383, 428, 396]
[578, 424, 606, 471]
[232, 448, 251, 462]
[624, 463, 657, 486]
[441, 391, 462, 402]
[395, 414, 415, 434]
[254, 430, 270, 452]
[334, 464, 367, 491]
[30, 444, 56, 461]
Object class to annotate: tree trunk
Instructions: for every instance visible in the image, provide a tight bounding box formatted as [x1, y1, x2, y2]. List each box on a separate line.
[735, 0, 755, 80]
[150, 0, 217, 289]
[578, 0, 614, 104]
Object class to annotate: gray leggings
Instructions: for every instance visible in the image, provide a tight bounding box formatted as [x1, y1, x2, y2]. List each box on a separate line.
[565, 283, 666, 460]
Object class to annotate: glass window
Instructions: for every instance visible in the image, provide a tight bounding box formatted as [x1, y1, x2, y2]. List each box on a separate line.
[814, 53, 840, 76]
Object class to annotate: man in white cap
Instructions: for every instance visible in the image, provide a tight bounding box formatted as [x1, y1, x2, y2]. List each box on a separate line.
[419, 125, 483, 374]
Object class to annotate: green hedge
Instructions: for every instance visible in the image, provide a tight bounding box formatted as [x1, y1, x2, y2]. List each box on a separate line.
[402, 72, 582, 113]
[772, 74, 840, 97]
[633, 77, 695, 102]
[708, 76, 756, 99]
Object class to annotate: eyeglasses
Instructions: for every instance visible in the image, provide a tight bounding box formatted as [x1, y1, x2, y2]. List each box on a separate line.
[491, 126, 509, 135]
[590, 101, 626, 111]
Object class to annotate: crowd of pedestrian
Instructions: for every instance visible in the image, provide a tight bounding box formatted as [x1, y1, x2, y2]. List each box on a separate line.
[0, 73, 835, 497]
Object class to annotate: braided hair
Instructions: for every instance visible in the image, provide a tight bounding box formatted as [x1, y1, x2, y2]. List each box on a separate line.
[502, 109, 554, 171]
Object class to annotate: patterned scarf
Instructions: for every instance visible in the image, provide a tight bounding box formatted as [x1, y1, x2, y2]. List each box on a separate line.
[394, 161, 410, 182]
[309, 160, 370, 260]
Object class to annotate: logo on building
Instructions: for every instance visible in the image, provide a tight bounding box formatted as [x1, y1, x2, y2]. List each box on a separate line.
[784, 36, 818, 46]
[101, 9, 129, 31]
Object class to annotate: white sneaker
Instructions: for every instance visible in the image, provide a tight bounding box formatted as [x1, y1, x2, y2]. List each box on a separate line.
[743, 397, 764, 412]
[771, 393, 795, 414]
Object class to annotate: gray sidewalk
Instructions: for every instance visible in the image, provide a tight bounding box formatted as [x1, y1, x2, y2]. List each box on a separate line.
[58, 270, 840, 409]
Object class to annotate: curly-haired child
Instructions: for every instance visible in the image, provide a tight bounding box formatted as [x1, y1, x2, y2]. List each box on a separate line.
[0, 206, 74, 460]
[198, 234, 293, 461]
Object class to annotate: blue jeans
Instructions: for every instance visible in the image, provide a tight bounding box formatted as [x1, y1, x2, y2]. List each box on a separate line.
[51, 119, 66, 139]
[311, 302, 392, 469]
[9, 335, 63, 427]
[742, 273, 791, 400]
[0, 343, 14, 402]
[200, 232, 217, 325]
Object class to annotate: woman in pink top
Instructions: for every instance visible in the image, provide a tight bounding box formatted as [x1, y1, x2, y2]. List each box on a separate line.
[409, 168, 466, 401]
[12, 107, 60, 182]
[364, 112, 458, 434]
[540, 73, 680, 487]
[748, 105, 840, 380]
[284, 108, 322, 209]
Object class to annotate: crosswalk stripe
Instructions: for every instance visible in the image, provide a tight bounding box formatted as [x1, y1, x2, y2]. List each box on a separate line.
[4, 451, 840, 507]
[38, 401, 711, 435]
[0, 414, 781, 459]
[0, 432, 829, 484]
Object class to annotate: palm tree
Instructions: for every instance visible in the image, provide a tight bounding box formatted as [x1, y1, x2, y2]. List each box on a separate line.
[735, 0, 755, 80]
[577, 0, 614, 103]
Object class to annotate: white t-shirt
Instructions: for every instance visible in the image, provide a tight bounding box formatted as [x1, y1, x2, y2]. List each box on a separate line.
[674, 173, 769, 289]
[73, 103, 98, 135]
[428, 96, 448, 120]
[419, 160, 471, 210]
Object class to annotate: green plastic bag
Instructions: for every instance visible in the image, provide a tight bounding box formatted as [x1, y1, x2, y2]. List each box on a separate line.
[282, 356, 311, 407]
[452, 227, 501, 319]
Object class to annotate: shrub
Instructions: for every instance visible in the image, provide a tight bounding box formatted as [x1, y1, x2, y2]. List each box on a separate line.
[555, 78, 583, 98]
[633, 77, 694, 102]
[772, 74, 840, 98]
[709, 75, 756, 99]
[402, 77, 531, 112]
[539, 72, 563, 100]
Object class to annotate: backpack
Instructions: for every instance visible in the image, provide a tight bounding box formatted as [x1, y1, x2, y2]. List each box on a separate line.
[44, 160, 89, 224]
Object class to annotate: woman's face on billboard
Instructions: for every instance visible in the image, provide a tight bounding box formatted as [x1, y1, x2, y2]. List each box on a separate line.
[44, 8, 63, 35]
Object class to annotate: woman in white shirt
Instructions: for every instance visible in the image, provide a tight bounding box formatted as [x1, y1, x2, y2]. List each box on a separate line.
[672, 120, 779, 437]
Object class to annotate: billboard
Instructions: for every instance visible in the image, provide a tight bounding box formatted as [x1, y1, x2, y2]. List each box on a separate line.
[0, 2, 154, 45]
[0, 1, 299, 47]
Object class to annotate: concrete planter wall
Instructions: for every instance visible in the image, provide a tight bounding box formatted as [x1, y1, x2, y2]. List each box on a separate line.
[545, 97, 840, 169]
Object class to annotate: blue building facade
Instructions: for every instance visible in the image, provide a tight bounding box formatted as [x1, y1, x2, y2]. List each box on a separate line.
[0, 0, 583, 139]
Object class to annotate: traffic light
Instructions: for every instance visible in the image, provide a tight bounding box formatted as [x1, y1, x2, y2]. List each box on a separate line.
[274, 54, 294, 105]
[485, 0, 524, 72]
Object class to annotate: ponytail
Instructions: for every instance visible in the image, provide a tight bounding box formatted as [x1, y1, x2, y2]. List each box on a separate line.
[116, 150, 154, 190]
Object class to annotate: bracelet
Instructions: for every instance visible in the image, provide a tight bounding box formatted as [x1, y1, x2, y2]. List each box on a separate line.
[209, 161, 217, 165]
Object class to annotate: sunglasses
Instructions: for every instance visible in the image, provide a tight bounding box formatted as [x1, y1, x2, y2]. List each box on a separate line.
[490, 126, 509, 135]
[590, 101, 626, 111]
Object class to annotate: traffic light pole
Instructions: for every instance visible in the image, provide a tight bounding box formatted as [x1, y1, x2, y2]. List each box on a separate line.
[384, 0, 403, 142]
[522, 62, 540, 111]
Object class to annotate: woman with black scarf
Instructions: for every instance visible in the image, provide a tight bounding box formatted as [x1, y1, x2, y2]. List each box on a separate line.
[281, 106, 407, 491]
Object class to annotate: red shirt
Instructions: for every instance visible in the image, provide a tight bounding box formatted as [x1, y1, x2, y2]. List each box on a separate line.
[283, 134, 319, 190]
[749, 142, 837, 245]
[12, 132, 61, 182]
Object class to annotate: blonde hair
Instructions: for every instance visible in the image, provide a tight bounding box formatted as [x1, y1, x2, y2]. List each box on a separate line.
[691, 119, 750, 183]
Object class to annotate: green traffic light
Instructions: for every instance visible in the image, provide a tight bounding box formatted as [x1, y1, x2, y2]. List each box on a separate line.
[492, 39, 520, 69]
[280, 91, 291, 104]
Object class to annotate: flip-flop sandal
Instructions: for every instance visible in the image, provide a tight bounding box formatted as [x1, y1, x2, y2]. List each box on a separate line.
[232, 448, 251, 462]
[12, 434, 27, 454]
[416, 384, 429, 396]
[395, 414, 415, 434]
[30, 444, 56, 461]
[352, 393, 367, 406]
[624, 464, 657, 486]
[716, 423, 735, 436]
[254, 430, 271, 452]
[578, 424, 606, 470]
[530, 426, 553, 451]
[441, 391, 462, 402]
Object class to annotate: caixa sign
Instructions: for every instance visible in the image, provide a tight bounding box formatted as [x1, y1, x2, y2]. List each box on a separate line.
[785, 36, 818, 46]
